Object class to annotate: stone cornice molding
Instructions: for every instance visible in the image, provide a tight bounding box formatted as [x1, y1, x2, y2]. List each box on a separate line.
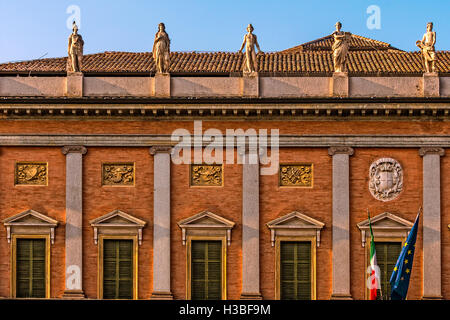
[328, 146, 354, 156]
[419, 147, 445, 157]
[61, 145, 87, 155]
[0, 135, 448, 148]
[149, 145, 173, 155]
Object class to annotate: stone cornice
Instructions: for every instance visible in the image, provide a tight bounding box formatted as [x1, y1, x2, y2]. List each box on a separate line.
[0, 101, 449, 120]
[61, 146, 87, 155]
[0, 135, 447, 148]
[149, 145, 173, 155]
[328, 146, 354, 156]
[419, 147, 445, 157]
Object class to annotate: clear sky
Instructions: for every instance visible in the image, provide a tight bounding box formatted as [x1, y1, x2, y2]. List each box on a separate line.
[0, 0, 448, 63]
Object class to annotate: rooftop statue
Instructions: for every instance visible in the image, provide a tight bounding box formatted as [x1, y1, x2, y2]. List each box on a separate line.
[153, 22, 171, 74]
[239, 24, 263, 74]
[416, 22, 437, 73]
[332, 22, 351, 73]
[67, 22, 84, 73]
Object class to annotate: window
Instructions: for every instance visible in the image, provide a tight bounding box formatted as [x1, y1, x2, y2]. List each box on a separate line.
[280, 241, 312, 300]
[356, 212, 414, 300]
[98, 236, 137, 299]
[15, 238, 48, 298]
[3, 210, 57, 299]
[178, 211, 235, 300]
[266, 211, 323, 300]
[90, 210, 146, 300]
[373, 242, 402, 300]
[190, 240, 222, 300]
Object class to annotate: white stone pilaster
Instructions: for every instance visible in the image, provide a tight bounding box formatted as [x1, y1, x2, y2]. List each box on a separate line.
[150, 146, 173, 299]
[240, 147, 262, 300]
[420, 147, 445, 299]
[62, 146, 87, 298]
[328, 146, 353, 300]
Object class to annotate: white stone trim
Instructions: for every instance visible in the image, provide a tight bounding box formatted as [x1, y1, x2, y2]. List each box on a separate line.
[89, 210, 147, 245]
[357, 212, 414, 247]
[177, 211, 235, 246]
[2, 209, 58, 244]
[266, 211, 325, 247]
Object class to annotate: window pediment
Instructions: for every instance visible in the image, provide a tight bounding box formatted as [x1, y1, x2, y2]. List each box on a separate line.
[177, 211, 235, 245]
[2, 209, 58, 244]
[266, 211, 325, 247]
[357, 212, 414, 247]
[89, 210, 147, 245]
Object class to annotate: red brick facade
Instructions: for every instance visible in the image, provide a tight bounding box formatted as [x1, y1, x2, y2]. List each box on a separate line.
[0, 120, 448, 299]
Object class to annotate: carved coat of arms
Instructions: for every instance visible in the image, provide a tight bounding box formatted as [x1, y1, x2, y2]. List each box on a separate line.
[369, 158, 403, 201]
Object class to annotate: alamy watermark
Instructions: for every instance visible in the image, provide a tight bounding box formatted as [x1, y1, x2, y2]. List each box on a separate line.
[366, 5, 381, 30]
[66, 5, 81, 30]
[171, 121, 279, 175]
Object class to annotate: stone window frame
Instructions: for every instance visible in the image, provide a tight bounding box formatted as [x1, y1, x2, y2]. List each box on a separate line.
[357, 212, 413, 300]
[89, 209, 147, 246]
[10, 234, 51, 299]
[90, 210, 147, 300]
[185, 235, 227, 300]
[363, 237, 404, 300]
[274, 235, 317, 300]
[266, 211, 325, 300]
[3, 209, 58, 299]
[97, 234, 138, 300]
[177, 210, 235, 300]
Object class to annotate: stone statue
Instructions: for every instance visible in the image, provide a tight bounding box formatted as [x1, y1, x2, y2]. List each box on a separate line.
[416, 22, 437, 73]
[239, 24, 263, 74]
[152, 22, 171, 74]
[332, 22, 351, 73]
[67, 21, 84, 73]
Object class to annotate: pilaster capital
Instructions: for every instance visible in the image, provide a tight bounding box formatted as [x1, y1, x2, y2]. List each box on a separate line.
[62, 146, 87, 155]
[328, 146, 354, 156]
[419, 147, 445, 157]
[149, 145, 173, 155]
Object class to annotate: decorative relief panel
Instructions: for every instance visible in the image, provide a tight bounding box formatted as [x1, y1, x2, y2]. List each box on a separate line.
[279, 164, 313, 187]
[190, 164, 223, 186]
[369, 158, 403, 202]
[102, 163, 135, 186]
[15, 162, 48, 185]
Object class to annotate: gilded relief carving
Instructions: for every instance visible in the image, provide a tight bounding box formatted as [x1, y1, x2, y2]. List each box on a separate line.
[15, 162, 48, 185]
[102, 163, 134, 186]
[190, 164, 223, 186]
[279, 164, 313, 187]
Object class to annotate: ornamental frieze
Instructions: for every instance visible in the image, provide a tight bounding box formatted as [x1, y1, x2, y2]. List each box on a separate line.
[279, 164, 313, 187]
[102, 163, 135, 186]
[369, 158, 403, 202]
[15, 162, 48, 185]
[190, 164, 223, 187]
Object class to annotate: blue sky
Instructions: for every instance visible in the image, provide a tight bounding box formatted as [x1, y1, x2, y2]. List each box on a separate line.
[0, 0, 448, 63]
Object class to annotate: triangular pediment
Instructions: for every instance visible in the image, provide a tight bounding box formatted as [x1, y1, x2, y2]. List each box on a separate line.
[357, 212, 413, 231]
[3, 209, 58, 227]
[178, 211, 235, 229]
[90, 209, 146, 227]
[280, 33, 401, 53]
[267, 211, 324, 230]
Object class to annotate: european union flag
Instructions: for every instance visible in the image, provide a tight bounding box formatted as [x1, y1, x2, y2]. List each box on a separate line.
[389, 208, 421, 300]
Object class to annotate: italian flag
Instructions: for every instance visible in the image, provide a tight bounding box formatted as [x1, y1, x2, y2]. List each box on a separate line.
[368, 211, 381, 300]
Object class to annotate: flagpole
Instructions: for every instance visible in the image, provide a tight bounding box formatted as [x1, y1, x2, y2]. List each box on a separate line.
[367, 208, 382, 300]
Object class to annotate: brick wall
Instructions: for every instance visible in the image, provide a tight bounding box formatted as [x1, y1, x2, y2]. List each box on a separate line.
[0, 120, 448, 299]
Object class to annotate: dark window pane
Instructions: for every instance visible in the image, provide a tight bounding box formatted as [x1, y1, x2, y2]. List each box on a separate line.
[280, 241, 311, 300]
[191, 241, 222, 300]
